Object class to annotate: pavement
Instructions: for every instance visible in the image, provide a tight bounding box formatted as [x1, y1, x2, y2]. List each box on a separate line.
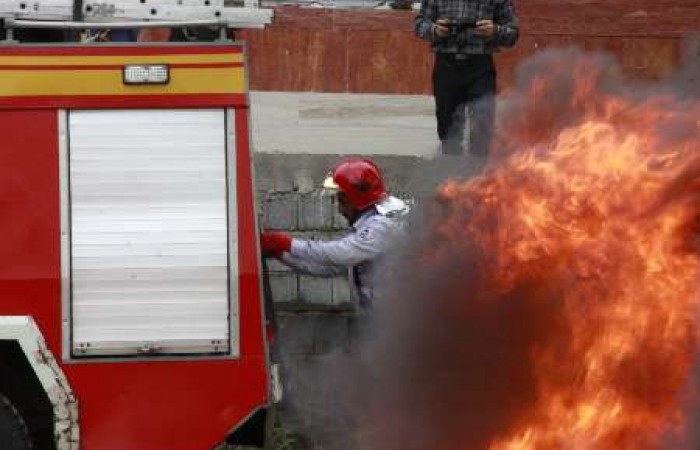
[249, 91, 440, 158]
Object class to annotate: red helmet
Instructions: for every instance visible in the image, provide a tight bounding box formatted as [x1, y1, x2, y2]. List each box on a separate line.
[323, 159, 388, 210]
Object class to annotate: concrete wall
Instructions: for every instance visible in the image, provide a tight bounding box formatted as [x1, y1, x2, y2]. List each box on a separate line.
[252, 151, 473, 450]
[253, 154, 425, 445]
[254, 153, 422, 312]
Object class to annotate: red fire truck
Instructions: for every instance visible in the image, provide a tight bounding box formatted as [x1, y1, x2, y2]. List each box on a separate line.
[0, 2, 278, 449]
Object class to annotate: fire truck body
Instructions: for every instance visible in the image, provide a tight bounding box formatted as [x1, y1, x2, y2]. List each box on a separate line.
[0, 24, 274, 450]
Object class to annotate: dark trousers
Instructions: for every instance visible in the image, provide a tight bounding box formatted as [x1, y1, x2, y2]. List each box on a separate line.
[433, 53, 496, 155]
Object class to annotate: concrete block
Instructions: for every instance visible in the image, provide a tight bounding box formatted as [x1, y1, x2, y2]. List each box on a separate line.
[267, 170, 295, 193]
[253, 170, 276, 193]
[268, 272, 299, 304]
[313, 314, 352, 355]
[292, 168, 315, 194]
[298, 191, 335, 230]
[264, 258, 294, 273]
[332, 277, 353, 306]
[262, 193, 298, 230]
[331, 196, 350, 230]
[299, 275, 333, 305]
[253, 153, 427, 199]
[290, 230, 322, 241]
[276, 314, 316, 356]
[253, 159, 294, 193]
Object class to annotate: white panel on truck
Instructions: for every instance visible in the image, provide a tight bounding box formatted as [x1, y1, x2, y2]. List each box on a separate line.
[65, 109, 237, 357]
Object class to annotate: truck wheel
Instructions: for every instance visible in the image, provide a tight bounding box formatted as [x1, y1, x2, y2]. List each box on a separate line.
[0, 393, 33, 450]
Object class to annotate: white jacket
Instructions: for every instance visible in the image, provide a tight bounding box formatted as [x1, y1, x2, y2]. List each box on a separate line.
[280, 196, 409, 308]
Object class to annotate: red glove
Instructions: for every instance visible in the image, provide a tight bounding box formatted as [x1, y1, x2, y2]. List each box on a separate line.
[261, 231, 292, 257]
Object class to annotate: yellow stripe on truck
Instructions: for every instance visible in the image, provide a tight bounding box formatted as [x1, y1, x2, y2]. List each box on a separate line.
[0, 67, 245, 96]
[0, 53, 243, 66]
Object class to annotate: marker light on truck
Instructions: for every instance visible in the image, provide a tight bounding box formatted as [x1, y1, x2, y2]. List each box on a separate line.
[123, 64, 169, 85]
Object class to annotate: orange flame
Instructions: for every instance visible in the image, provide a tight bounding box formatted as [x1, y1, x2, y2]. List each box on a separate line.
[430, 51, 700, 449]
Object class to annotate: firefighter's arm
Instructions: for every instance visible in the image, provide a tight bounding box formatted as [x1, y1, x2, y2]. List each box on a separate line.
[494, 0, 519, 47]
[262, 218, 398, 271]
[289, 220, 393, 268]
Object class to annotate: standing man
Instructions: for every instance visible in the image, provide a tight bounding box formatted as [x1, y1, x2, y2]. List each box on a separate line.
[260, 158, 409, 310]
[415, 0, 519, 156]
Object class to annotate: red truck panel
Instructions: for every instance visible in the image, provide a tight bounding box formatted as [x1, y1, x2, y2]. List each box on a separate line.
[0, 44, 268, 450]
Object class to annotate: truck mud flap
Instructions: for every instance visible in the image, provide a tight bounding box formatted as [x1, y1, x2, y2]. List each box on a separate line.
[225, 406, 273, 448]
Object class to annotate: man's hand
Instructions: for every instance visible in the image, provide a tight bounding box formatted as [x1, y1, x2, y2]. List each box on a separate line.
[434, 18, 449, 38]
[261, 231, 292, 257]
[474, 19, 496, 37]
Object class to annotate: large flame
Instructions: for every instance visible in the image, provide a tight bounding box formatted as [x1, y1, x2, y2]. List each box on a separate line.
[414, 50, 700, 449]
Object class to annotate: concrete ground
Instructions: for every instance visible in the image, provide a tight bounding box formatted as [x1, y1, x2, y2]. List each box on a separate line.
[249, 91, 440, 158]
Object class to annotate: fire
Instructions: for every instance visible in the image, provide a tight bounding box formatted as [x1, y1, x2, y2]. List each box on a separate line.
[428, 50, 700, 449]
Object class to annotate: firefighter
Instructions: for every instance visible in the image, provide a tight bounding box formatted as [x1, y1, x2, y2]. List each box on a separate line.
[260, 158, 409, 309]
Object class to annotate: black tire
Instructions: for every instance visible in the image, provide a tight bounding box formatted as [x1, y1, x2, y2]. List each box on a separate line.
[0, 393, 33, 450]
